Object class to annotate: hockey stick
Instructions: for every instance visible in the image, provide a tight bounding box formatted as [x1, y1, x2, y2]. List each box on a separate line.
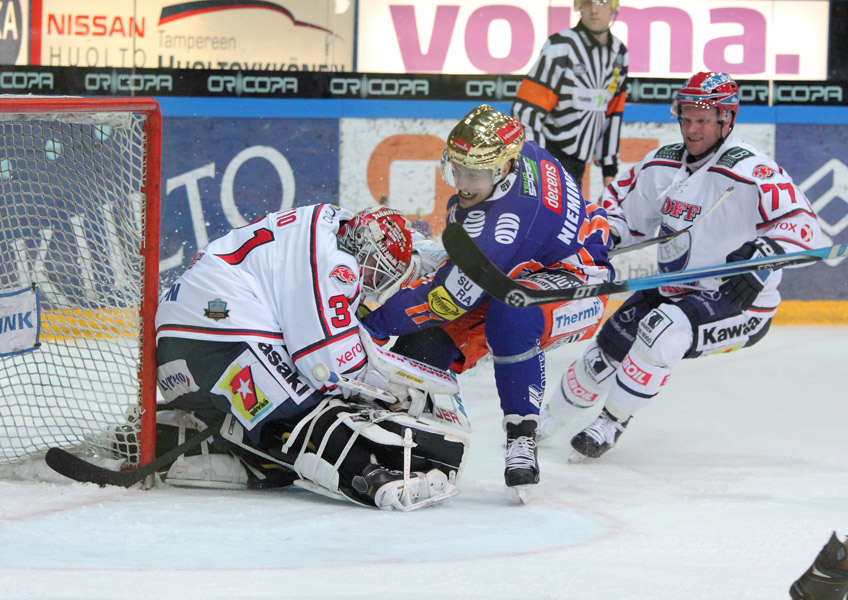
[312, 364, 472, 433]
[608, 186, 734, 257]
[442, 222, 847, 308]
[45, 425, 216, 488]
[312, 364, 398, 403]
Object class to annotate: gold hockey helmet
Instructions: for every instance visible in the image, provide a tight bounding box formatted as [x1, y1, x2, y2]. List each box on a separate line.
[441, 104, 525, 187]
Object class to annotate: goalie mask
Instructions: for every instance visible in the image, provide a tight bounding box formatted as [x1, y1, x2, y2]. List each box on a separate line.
[337, 207, 414, 299]
[441, 104, 524, 191]
[671, 72, 739, 130]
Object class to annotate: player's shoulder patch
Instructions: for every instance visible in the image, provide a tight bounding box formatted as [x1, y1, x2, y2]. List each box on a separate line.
[716, 146, 756, 168]
[518, 156, 542, 199]
[654, 143, 685, 161]
[751, 164, 777, 180]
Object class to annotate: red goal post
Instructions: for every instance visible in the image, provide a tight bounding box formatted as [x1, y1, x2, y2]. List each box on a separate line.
[0, 96, 161, 470]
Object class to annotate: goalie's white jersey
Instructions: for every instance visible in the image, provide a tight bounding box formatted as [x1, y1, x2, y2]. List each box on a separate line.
[604, 134, 822, 307]
[155, 204, 368, 390]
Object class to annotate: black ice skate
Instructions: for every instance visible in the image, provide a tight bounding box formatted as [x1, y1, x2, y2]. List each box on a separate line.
[504, 418, 539, 504]
[570, 407, 631, 461]
[790, 532, 848, 600]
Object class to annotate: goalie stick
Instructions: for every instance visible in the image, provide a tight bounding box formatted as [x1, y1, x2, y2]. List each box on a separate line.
[312, 364, 471, 433]
[608, 186, 733, 257]
[442, 222, 847, 308]
[45, 425, 216, 488]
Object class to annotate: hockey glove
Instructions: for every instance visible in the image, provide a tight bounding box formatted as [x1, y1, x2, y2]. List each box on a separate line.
[719, 237, 784, 310]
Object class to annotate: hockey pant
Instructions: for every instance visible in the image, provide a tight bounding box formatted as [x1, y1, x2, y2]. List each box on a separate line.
[554, 288, 774, 420]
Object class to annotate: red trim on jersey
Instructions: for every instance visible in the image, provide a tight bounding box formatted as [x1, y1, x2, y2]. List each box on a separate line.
[340, 356, 367, 377]
[767, 235, 816, 250]
[746, 305, 779, 314]
[756, 208, 818, 229]
[707, 166, 756, 184]
[155, 324, 285, 339]
[643, 160, 682, 170]
[291, 326, 359, 362]
[309, 205, 333, 337]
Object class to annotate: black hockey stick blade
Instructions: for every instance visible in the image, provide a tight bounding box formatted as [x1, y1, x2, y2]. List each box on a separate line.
[45, 425, 216, 488]
[608, 186, 734, 257]
[442, 222, 847, 308]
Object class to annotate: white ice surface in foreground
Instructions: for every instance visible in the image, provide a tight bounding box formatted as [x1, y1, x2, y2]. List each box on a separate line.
[1, 327, 845, 599]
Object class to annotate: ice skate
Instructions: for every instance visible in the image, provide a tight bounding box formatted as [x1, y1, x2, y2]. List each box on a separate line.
[504, 417, 539, 503]
[569, 407, 630, 461]
[790, 532, 848, 600]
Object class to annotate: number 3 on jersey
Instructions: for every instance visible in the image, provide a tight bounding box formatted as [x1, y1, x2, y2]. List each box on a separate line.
[328, 295, 351, 328]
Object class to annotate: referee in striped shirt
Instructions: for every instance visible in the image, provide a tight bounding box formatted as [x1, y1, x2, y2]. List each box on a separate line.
[512, 0, 628, 190]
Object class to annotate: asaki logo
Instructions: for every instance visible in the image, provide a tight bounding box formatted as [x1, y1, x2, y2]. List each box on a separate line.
[330, 265, 357, 285]
[752, 164, 776, 179]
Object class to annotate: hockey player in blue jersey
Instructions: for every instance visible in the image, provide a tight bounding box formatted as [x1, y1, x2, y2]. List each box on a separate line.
[363, 104, 614, 496]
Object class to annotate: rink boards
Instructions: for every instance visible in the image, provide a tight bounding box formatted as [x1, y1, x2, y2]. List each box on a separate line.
[138, 99, 847, 316]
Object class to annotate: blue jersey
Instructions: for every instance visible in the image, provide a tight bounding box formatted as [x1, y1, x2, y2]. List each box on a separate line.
[365, 141, 613, 337]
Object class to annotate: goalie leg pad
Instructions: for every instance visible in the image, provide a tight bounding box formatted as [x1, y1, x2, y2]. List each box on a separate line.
[287, 403, 469, 509]
[155, 410, 250, 490]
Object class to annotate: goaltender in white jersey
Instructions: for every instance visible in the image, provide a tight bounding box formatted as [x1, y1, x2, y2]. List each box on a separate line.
[153, 204, 470, 510]
[540, 72, 822, 460]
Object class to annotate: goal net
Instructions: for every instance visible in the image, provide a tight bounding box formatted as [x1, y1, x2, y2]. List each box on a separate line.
[0, 97, 160, 470]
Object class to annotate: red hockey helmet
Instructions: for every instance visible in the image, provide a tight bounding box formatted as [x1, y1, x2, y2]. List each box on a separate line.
[671, 72, 739, 127]
[337, 207, 413, 298]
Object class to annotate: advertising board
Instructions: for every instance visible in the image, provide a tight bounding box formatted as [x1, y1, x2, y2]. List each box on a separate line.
[357, 0, 829, 80]
[159, 117, 340, 283]
[30, 0, 354, 71]
[776, 124, 848, 300]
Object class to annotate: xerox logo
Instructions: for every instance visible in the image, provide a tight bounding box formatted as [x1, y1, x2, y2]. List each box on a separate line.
[0, 0, 23, 64]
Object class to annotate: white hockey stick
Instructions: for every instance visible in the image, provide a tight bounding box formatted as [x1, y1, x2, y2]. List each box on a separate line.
[312, 364, 398, 403]
[609, 186, 734, 257]
[312, 363, 472, 433]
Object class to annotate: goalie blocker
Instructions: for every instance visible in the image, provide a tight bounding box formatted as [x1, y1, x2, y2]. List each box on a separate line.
[154, 335, 469, 510]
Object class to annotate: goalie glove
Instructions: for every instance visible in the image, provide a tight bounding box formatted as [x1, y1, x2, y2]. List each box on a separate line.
[719, 237, 784, 310]
[354, 362, 417, 408]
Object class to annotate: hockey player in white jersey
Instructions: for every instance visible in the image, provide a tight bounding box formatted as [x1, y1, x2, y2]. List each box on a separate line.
[539, 72, 823, 459]
[153, 204, 469, 510]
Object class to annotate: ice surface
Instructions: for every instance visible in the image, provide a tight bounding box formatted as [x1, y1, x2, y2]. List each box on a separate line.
[1, 327, 845, 599]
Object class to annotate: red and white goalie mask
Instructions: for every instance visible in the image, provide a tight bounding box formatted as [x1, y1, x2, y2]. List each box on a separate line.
[338, 207, 414, 299]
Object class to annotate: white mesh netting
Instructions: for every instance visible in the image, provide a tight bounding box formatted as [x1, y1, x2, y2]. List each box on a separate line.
[0, 106, 152, 466]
